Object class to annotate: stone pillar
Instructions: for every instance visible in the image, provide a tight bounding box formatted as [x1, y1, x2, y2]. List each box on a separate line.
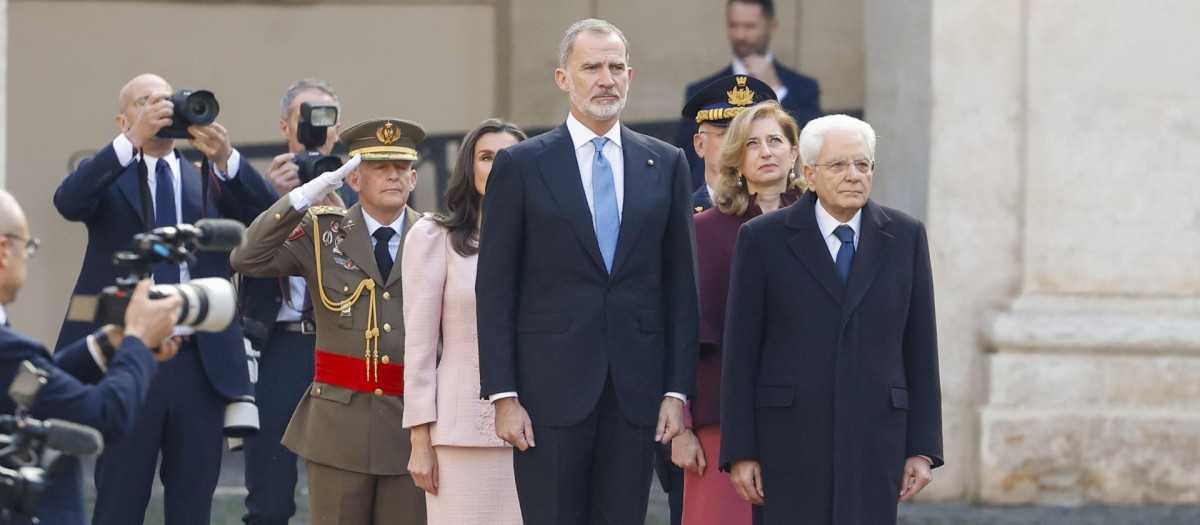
[981, 0, 1200, 505]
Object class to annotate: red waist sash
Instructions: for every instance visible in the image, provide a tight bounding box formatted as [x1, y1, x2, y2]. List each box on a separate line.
[314, 350, 404, 396]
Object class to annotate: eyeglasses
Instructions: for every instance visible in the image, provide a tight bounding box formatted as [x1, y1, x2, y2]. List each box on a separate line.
[697, 130, 727, 138]
[3, 233, 40, 259]
[812, 159, 874, 175]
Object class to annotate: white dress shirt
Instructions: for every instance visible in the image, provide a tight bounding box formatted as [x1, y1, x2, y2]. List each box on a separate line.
[565, 112, 626, 220]
[490, 115, 686, 404]
[814, 199, 862, 262]
[731, 53, 790, 102]
[361, 208, 406, 262]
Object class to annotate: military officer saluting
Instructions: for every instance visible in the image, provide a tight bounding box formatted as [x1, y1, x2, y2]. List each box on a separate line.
[232, 118, 427, 524]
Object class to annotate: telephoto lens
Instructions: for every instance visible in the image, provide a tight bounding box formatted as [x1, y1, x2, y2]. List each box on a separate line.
[151, 277, 237, 332]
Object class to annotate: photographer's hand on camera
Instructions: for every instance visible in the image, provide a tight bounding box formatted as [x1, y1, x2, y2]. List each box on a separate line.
[123, 90, 174, 149]
[291, 153, 360, 209]
[122, 279, 182, 358]
[188, 122, 234, 173]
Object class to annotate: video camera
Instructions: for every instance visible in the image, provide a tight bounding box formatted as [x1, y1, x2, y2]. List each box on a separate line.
[0, 362, 104, 524]
[293, 102, 343, 184]
[66, 219, 245, 333]
[157, 89, 220, 139]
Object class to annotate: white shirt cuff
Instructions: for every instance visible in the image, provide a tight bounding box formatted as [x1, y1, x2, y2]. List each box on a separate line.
[918, 455, 933, 465]
[85, 334, 109, 373]
[211, 148, 240, 180]
[488, 392, 519, 403]
[664, 392, 687, 402]
[113, 133, 136, 167]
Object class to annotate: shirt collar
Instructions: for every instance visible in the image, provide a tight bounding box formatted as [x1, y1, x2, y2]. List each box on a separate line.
[566, 112, 623, 151]
[814, 198, 863, 240]
[0, 302, 8, 327]
[731, 53, 775, 76]
[140, 150, 179, 170]
[361, 208, 407, 237]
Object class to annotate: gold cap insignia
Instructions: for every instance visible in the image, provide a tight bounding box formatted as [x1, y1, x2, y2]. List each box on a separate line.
[727, 76, 755, 107]
[376, 122, 402, 145]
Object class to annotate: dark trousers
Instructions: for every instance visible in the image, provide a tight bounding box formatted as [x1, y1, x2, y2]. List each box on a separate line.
[93, 342, 226, 525]
[513, 374, 657, 525]
[243, 328, 315, 525]
[654, 443, 685, 525]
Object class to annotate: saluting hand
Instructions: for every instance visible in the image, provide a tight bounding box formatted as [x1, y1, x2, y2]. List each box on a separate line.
[124, 91, 173, 149]
[494, 397, 536, 451]
[294, 154, 361, 207]
[188, 123, 233, 173]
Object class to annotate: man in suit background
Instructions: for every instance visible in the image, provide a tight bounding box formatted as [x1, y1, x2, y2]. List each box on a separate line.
[477, 18, 699, 524]
[0, 189, 182, 524]
[678, 0, 823, 191]
[231, 118, 429, 524]
[238, 78, 356, 525]
[52, 73, 277, 524]
[719, 115, 941, 523]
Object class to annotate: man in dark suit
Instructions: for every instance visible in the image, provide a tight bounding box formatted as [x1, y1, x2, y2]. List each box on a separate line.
[238, 78, 356, 525]
[678, 0, 823, 191]
[53, 73, 276, 525]
[0, 189, 182, 525]
[477, 18, 700, 525]
[720, 115, 942, 524]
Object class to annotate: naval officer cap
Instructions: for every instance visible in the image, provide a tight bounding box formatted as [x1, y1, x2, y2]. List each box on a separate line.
[682, 75, 778, 126]
[338, 118, 426, 161]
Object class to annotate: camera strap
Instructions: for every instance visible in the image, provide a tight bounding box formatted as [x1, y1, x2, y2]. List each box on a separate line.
[136, 152, 155, 232]
[200, 155, 212, 219]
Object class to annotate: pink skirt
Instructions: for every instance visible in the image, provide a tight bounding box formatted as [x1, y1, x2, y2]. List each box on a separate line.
[682, 424, 752, 525]
[425, 445, 521, 525]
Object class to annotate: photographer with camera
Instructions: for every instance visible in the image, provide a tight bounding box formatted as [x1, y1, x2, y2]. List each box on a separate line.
[0, 190, 182, 524]
[238, 78, 357, 525]
[52, 73, 276, 525]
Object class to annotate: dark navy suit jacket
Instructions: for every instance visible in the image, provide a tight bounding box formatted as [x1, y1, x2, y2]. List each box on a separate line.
[53, 143, 276, 399]
[477, 123, 699, 427]
[719, 193, 943, 523]
[677, 62, 823, 190]
[0, 326, 157, 524]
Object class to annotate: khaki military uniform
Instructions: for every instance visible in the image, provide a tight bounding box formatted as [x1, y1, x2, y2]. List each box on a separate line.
[232, 196, 425, 524]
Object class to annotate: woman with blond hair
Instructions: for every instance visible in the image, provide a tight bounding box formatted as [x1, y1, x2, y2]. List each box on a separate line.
[401, 118, 527, 524]
[673, 100, 805, 524]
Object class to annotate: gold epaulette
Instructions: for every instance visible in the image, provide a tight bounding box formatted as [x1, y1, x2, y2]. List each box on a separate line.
[309, 205, 347, 216]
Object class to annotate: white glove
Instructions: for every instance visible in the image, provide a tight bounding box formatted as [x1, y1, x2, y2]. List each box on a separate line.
[290, 154, 362, 209]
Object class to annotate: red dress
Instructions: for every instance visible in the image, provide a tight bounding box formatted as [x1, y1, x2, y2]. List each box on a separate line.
[683, 191, 801, 525]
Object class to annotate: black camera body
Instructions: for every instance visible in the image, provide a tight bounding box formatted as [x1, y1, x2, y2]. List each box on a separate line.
[66, 220, 244, 333]
[157, 89, 220, 139]
[293, 102, 342, 184]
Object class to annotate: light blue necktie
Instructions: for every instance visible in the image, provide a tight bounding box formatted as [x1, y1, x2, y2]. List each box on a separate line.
[591, 137, 619, 273]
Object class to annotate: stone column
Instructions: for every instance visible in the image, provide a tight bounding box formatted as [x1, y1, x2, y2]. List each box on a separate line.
[981, 0, 1200, 505]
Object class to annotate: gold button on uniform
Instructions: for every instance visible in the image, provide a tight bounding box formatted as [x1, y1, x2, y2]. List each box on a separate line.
[374, 388, 383, 397]
[315, 386, 323, 395]
[383, 292, 391, 300]
[274, 213, 282, 220]
[381, 355, 390, 364]
[383, 323, 392, 333]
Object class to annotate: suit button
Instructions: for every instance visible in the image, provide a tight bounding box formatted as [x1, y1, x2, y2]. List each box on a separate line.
[383, 292, 391, 300]
[315, 386, 323, 395]
[381, 355, 390, 364]
[374, 388, 383, 397]
[383, 323, 392, 333]
[343, 285, 349, 293]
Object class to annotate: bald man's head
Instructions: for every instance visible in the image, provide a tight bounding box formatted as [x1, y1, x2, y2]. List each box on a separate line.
[0, 190, 26, 236]
[118, 73, 172, 112]
[0, 190, 30, 305]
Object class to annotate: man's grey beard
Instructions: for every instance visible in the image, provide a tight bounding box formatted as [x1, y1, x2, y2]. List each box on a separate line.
[570, 85, 627, 121]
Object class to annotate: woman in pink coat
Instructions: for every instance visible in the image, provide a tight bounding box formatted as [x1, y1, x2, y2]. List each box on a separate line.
[402, 118, 527, 524]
